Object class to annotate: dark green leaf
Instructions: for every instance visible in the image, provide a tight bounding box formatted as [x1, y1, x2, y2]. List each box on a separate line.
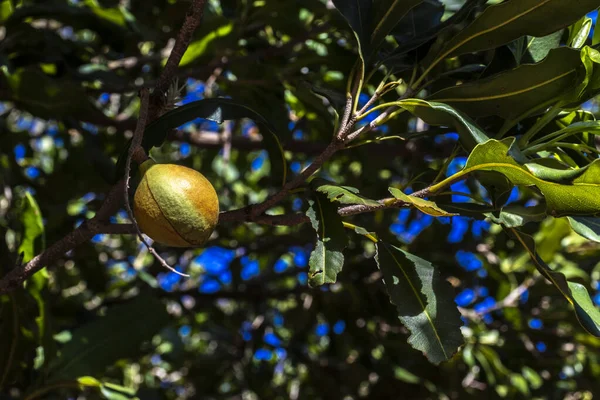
[313, 178, 380, 206]
[383, 0, 472, 68]
[306, 193, 348, 287]
[0, 294, 30, 389]
[429, 47, 584, 119]
[371, 0, 422, 51]
[332, 0, 373, 59]
[302, 81, 346, 116]
[375, 242, 463, 364]
[422, 0, 600, 73]
[3, 68, 109, 122]
[390, 0, 443, 43]
[509, 229, 600, 337]
[47, 294, 170, 381]
[568, 216, 600, 242]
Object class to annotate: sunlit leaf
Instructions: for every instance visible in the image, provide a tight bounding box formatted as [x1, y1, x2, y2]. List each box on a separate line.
[179, 23, 234, 66]
[568, 216, 600, 242]
[306, 193, 348, 287]
[313, 178, 380, 206]
[388, 187, 456, 217]
[439, 138, 600, 217]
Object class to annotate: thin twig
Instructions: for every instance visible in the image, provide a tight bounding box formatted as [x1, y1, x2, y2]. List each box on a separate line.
[247, 141, 342, 218]
[124, 90, 189, 278]
[153, 0, 208, 99]
[459, 277, 540, 320]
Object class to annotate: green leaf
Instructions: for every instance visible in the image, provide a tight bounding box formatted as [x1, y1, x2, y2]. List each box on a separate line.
[388, 187, 456, 217]
[518, 30, 564, 64]
[306, 193, 348, 287]
[440, 138, 600, 217]
[332, 0, 373, 59]
[17, 192, 44, 263]
[302, 81, 346, 116]
[387, 99, 492, 153]
[568, 216, 600, 242]
[485, 204, 547, 228]
[179, 23, 234, 67]
[594, 11, 600, 46]
[370, 0, 422, 51]
[78, 376, 102, 387]
[522, 366, 543, 390]
[422, 0, 600, 74]
[569, 17, 593, 49]
[100, 381, 137, 400]
[375, 242, 463, 364]
[312, 178, 380, 206]
[0, 0, 13, 23]
[383, 0, 470, 68]
[429, 47, 584, 119]
[47, 294, 170, 381]
[115, 98, 286, 185]
[509, 229, 600, 337]
[83, 0, 134, 28]
[511, 374, 530, 396]
[524, 156, 593, 182]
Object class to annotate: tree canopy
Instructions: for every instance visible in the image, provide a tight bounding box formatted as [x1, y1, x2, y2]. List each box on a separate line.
[3, 0, 600, 399]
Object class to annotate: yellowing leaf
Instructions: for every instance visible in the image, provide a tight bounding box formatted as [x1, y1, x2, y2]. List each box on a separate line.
[388, 187, 456, 217]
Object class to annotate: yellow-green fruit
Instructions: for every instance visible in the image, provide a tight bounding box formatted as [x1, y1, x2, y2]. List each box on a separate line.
[133, 160, 219, 247]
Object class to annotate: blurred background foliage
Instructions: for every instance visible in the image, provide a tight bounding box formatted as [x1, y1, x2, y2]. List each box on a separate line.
[2, 0, 600, 399]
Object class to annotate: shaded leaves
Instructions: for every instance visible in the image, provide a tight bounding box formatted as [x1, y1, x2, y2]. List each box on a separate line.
[376, 242, 463, 364]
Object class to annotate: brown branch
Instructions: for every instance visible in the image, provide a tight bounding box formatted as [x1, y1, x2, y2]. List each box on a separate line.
[152, 0, 208, 101]
[215, 85, 424, 225]
[99, 224, 137, 235]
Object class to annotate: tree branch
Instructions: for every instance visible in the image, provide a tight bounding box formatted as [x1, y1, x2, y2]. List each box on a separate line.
[152, 0, 208, 101]
[0, 0, 210, 294]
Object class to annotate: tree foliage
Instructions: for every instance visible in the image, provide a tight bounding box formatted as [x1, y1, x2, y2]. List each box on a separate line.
[2, 0, 600, 398]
